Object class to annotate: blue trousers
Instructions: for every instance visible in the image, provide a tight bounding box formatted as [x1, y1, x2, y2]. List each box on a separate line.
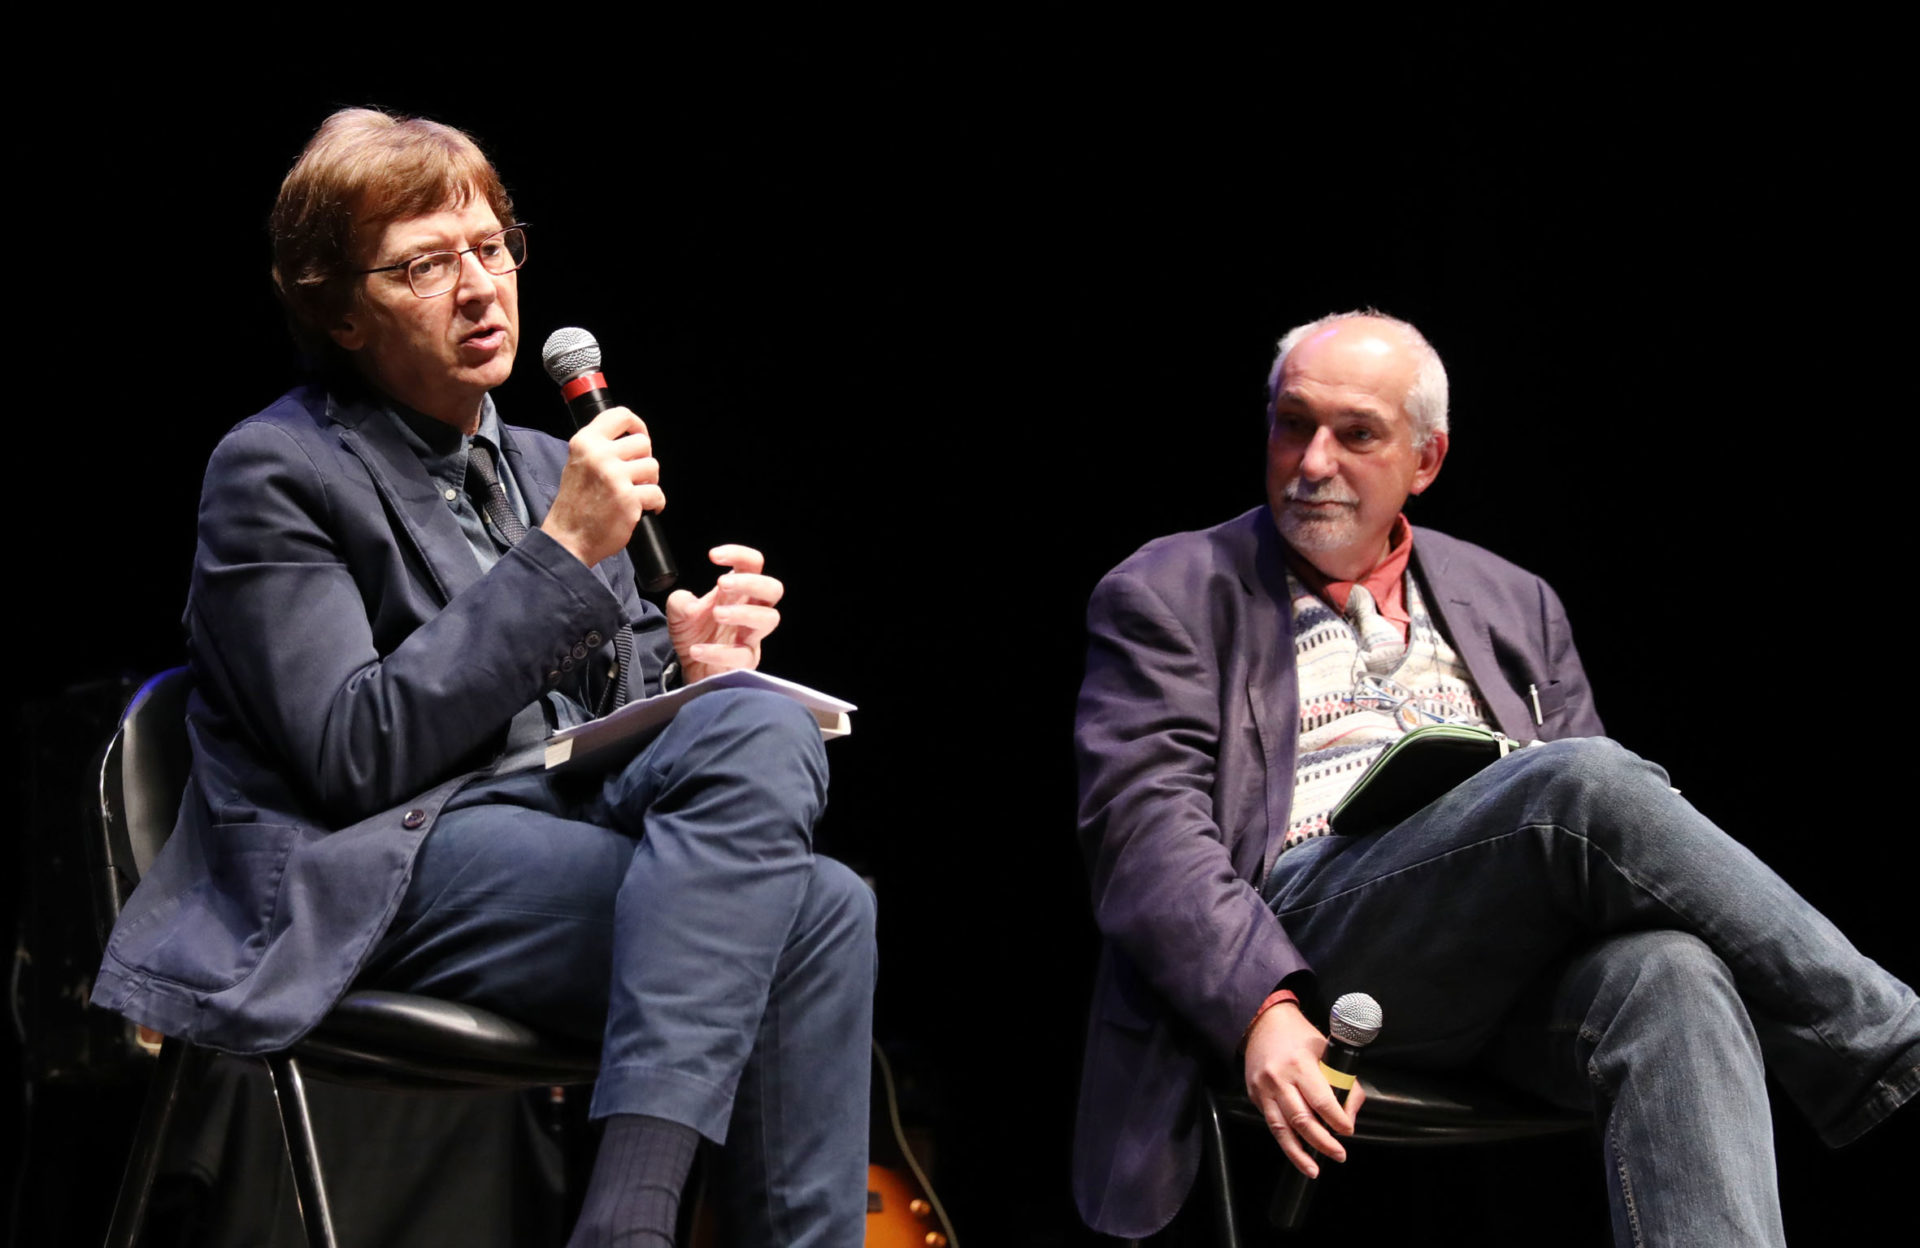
[1266, 737, 1919, 1248]
[361, 689, 876, 1248]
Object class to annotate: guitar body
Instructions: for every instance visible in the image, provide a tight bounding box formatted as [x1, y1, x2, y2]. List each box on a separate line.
[867, 1162, 942, 1247]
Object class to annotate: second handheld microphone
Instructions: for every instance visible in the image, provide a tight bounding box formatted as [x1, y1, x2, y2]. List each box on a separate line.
[1270, 991, 1382, 1230]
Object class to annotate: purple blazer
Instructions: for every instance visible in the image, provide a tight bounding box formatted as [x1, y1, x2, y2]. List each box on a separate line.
[1071, 506, 1604, 1238]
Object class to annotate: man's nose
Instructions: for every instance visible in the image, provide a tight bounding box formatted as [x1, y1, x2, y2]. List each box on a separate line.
[453, 249, 500, 304]
[1300, 427, 1340, 480]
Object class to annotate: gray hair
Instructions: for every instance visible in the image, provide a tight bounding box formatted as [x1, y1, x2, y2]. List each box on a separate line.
[1266, 309, 1449, 447]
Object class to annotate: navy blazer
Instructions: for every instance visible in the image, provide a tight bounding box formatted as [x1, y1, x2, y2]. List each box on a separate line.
[1071, 505, 1604, 1238]
[93, 384, 674, 1054]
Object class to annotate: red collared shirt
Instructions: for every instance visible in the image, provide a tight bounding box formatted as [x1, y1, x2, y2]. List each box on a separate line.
[1282, 514, 1415, 643]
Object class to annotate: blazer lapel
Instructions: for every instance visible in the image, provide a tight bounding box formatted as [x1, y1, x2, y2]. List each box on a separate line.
[1244, 512, 1300, 883]
[329, 395, 484, 605]
[498, 423, 557, 527]
[1411, 534, 1533, 739]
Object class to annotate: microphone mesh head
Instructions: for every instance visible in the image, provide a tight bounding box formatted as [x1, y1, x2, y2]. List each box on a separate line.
[542, 327, 601, 384]
[1328, 993, 1383, 1047]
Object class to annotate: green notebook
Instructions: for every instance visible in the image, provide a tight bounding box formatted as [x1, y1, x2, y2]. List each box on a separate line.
[1328, 724, 1522, 839]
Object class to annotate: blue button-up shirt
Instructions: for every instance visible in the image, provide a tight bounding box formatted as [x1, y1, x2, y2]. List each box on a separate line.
[383, 398, 594, 767]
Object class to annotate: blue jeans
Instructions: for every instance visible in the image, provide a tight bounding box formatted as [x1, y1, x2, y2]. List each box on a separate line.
[361, 689, 877, 1248]
[1266, 737, 1919, 1247]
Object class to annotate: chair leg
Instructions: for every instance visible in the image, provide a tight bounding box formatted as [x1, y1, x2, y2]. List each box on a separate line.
[1199, 1088, 1242, 1248]
[102, 1035, 195, 1248]
[266, 1054, 339, 1248]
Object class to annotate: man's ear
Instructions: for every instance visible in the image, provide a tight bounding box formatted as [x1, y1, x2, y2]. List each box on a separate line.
[1408, 429, 1449, 495]
[330, 314, 366, 352]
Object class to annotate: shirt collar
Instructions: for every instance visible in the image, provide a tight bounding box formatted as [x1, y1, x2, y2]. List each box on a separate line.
[382, 395, 503, 490]
[1283, 513, 1415, 630]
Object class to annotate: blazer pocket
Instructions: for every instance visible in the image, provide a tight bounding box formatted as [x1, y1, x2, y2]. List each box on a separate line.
[113, 821, 298, 992]
[1533, 679, 1572, 729]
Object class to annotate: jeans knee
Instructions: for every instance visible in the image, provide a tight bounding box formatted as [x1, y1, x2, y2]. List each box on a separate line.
[1533, 736, 1649, 789]
[677, 688, 828, 789]
[1520, 737, 1679, 835]
[681, 687, 824, 750]
[1596, 930, 1743, 1022]
[1618, 929, 1727, 982]
[795, 857, 878, 1000]
[1576, 931, 1762, 1096]
[809, 856, 878, 949]
[601, 688, 830, 845]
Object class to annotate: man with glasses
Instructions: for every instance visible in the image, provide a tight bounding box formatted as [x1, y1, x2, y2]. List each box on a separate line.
[1071, 311, 1919, 1244]
[93, 108, 874, 1248]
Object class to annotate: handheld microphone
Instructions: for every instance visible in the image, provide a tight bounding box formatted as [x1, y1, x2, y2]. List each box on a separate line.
[1270, 991, 1382, 1230]
[541, 327, 678, 592]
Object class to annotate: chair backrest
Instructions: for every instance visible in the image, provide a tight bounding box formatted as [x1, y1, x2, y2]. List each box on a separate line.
[91, 667, 193, 951]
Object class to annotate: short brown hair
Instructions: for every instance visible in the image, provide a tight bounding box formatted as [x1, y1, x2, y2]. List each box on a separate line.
[270, 108, 515, 352]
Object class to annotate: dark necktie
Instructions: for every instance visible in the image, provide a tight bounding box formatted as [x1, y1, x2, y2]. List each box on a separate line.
[467, 439, 636, 712]
[465, 441, 528, 547]
[611, 627, 634, 710]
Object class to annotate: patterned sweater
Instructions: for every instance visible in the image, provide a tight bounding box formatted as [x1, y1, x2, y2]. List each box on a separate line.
[1281, 570, 1488, 853]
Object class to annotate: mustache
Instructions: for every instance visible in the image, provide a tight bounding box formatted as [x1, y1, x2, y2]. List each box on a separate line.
[1283, 478, 1359, 505]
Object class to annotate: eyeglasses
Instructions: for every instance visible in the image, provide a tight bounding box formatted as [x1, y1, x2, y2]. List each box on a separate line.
[1347, 674, 1476, 733]
[357, 224, 529, 298]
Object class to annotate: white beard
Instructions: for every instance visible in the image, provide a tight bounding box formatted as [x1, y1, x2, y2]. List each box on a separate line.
[1275, 478, 1361, 554]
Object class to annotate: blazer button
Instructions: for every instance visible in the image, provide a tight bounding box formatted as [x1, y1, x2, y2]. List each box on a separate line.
[561, 656, 575, 672]
[571, 643, 589, 660]
[402, 809, 428, 829]
[585, 631, 603, 647]
[546, 669, 562, 687]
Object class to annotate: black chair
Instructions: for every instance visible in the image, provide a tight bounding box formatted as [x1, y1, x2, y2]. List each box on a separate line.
[90, 669, 603, 1248]
[1184, 1058, 1588, 1246]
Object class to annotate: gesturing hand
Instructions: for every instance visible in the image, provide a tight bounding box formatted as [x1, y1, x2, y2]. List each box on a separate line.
[665, 545, 784, 682]
[1243, 1000, 1367, 1178]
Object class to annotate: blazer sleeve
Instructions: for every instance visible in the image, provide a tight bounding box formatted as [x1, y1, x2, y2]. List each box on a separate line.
[1075, 565, 1308, 1059]
[188, 417, 626, 823]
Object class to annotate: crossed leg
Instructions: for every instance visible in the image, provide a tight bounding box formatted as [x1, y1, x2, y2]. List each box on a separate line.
[362, 689, 876, 1248]
[1266, 737, 1919, 1246]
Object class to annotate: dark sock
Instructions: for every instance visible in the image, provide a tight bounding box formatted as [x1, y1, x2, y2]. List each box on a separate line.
[565, 1114, 700, 1248]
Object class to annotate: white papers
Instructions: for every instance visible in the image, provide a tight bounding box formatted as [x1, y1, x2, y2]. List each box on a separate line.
[544, 669, 856, 770]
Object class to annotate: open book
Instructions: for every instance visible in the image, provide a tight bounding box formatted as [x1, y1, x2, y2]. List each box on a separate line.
[545, 669, 856, 771]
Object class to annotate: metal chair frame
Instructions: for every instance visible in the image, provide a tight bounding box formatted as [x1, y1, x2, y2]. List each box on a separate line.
[91, 669, 602, 1248]
[1184, 1062, 1589, 1246]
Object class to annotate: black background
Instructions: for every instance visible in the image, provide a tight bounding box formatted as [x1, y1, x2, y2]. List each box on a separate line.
[10, 30, 1915, 1246]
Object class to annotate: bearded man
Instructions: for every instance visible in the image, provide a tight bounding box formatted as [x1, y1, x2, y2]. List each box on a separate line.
[1071, 310, 1919, 1245]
